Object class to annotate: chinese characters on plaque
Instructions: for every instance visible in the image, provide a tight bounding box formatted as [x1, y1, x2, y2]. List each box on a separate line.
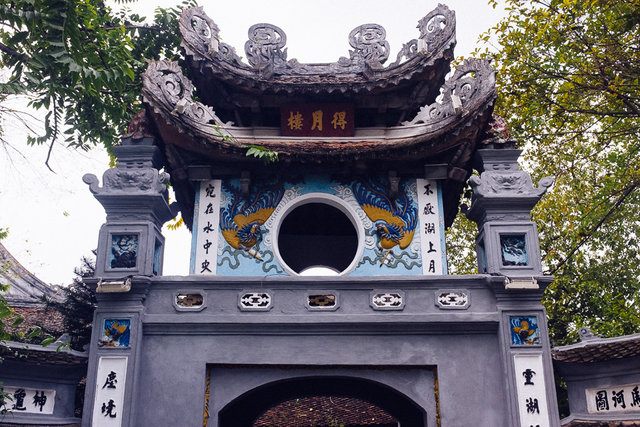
[0, 386, 55, 414]
[417, 179, 445, 275]
[513, 353, 550, 427]
[586, 383, 640, 413]
[192, 180, 221, 275]
[280, 104, 354, 137]
[92, 356, 127, 427]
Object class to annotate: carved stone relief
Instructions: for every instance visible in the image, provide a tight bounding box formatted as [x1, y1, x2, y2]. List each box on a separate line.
[402, 59, 494, 126]
[348, 24, 390, 64]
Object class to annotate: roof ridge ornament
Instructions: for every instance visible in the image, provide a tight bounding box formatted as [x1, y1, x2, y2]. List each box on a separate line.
[348, 24, 390, 65]
[245, 23, 288, 68]
[141, 60, 233, 134]
[179, 4, 455, 77]
[402, 58, 495, 126]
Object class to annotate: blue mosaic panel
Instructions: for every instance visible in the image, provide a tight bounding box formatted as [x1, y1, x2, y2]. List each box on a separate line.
[500, 234, 528, 266]
[99, 318, 131, 348]
[510, 316, 540, 346]
[205, 175, 447, 277]
[110, 234, 138, 269]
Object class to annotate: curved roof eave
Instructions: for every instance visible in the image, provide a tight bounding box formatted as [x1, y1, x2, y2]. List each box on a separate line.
[141, 58, 496, 162]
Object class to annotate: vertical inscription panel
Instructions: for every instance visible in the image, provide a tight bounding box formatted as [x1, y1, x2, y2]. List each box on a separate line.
[92, 356, 128, 427]
[192, 180, 222, 275]
[417, 179, 445, 274]
[513, 353, 550, 427]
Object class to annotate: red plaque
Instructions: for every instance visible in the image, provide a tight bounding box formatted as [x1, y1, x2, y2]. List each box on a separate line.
[280, 104, 355, 137]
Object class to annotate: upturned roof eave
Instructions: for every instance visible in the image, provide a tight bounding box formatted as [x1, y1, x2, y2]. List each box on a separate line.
[141, 58, 496, 163]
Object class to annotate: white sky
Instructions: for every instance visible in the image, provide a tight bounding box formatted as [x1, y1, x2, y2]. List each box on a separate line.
[0, 0, 504, 285]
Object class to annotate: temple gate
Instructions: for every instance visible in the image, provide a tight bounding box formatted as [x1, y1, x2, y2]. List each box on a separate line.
[82, 4, 560, 426]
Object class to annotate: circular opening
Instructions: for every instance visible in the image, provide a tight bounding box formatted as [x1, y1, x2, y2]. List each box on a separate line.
[277, 202, 358, 275]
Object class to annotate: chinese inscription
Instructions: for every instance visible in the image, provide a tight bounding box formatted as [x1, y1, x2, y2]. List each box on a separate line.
[417, 179, 445, 275]
[193, 180, 221, 275]
[587, 383, 640, 414]
[92, 356, 127, 426]
[281, 104, 354, 137]
[0, 387, 55, 414]
[514, 354, 550, 427]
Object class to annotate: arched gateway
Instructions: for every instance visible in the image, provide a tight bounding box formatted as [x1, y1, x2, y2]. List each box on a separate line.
[81, 3, 561, 427]
[219, 376, 425, 426]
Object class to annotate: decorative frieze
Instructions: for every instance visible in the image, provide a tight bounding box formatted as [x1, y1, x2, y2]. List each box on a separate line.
[238, 292, 273, 311]
[370, 291, 405, 310]
[306, 293, 339, 311]
[174, 291, 206, 311]
[435, 290, 470, 309]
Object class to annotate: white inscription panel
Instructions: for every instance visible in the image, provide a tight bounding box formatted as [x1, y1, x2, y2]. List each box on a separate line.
[417, 179, 445, 274]
[586, 383, 640, 413]
[0, 386, 55, 414]
[514, 353, 550, 427]
[192, 179, 221, 275]
[92, 356, 128, 427]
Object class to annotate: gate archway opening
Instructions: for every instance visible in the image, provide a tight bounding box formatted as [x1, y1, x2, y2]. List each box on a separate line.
[218, 376, 426, 427]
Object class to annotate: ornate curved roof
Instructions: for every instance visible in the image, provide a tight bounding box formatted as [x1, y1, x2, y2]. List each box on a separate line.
[141, 58, 495, 161]
[138, 4, 497, 229]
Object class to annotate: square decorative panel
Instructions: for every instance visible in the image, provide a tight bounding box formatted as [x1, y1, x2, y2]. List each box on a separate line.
[99, 318, 131, 348]
[510, 316, 540, 346]
[500, 234, 528, 266]
[109, 234, 138, 269]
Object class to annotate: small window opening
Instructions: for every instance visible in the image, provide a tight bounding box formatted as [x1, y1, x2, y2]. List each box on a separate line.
[278, 203, 358, 274]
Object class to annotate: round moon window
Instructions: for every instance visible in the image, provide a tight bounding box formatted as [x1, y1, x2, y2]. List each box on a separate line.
[277, 202, 359, 275]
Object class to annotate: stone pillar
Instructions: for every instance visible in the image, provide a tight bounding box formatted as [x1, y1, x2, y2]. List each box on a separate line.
[466, 140, 560, 427]
[81, 130, 176, 427]
[83, 134, 176, 281]
[466, 140, 553, 282]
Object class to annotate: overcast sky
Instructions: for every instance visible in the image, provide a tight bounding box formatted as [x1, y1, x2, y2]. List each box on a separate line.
[0, 0, 505, 285]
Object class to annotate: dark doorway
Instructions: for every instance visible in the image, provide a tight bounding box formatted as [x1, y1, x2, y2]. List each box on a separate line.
[219, 376, 425, 426]
[278, 203, 358, 274]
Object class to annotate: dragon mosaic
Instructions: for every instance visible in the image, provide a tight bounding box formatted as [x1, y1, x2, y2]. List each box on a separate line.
[351, 178, 418, 259]
[220, 182, 285, 261]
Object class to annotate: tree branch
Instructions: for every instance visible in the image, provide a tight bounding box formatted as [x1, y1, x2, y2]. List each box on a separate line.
[0, 42, 29, 62]
[550, 181, 639, 275]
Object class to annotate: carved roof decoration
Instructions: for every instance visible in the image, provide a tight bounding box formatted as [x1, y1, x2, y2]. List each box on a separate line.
[141, 57, 496, 161]
[179, 4, 457, 97]
[139, 4, 497, 229]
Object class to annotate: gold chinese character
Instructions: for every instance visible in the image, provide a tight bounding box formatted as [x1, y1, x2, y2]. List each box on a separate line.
[287, 111, 303, 130]
[311, 110, 323, 131]
[331, 111, 347, 130]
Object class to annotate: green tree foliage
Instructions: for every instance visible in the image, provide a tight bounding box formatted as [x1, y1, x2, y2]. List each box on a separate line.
[483, 0, 640, 344]
[0, 0, 195, 167]
[44, 254, 96, 351]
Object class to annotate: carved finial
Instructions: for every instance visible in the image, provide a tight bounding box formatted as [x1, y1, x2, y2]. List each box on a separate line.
[245, 23, 288, 67]
[578, 326, 601, 341]
[402, 59, 494, 126]
[348, 24, 390, 64]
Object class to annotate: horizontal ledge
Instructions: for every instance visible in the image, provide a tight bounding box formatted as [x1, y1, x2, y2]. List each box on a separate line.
[142, 312, 500, 335]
